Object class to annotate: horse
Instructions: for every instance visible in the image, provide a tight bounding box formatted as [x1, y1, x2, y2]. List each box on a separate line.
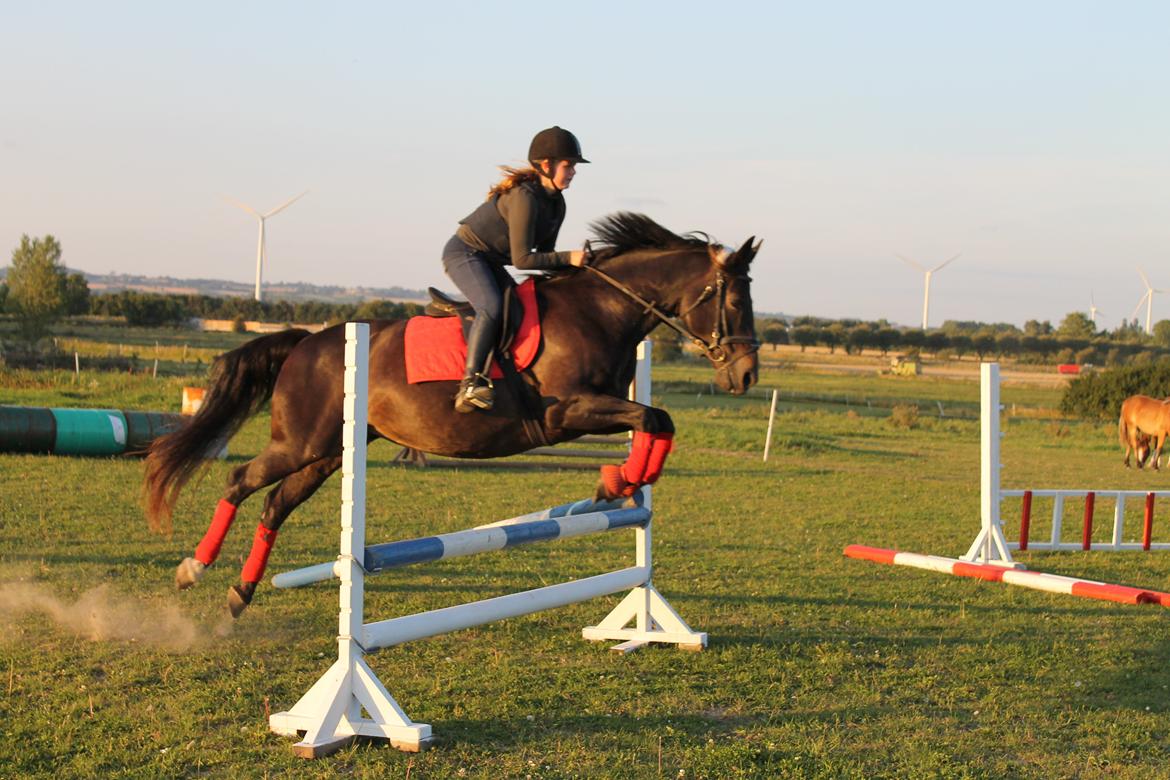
[143, 212, 761, 616]
[1119, 394, 1170, 469]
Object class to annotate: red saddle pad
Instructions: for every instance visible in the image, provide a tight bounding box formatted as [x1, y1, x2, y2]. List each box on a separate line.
[404, 278, 541, 384]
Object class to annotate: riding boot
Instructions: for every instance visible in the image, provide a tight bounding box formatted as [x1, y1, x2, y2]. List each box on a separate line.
[455, 316, 496, 413]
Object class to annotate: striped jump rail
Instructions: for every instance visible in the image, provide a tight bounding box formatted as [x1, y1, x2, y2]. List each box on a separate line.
[272, 497, 647, 589]
[846, 545, 1170, 607]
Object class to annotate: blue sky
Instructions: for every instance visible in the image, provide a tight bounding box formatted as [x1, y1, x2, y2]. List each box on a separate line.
[1, 1, 1167, 327]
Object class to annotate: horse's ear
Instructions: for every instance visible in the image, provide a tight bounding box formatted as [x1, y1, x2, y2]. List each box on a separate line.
[726, 236, 759, 268]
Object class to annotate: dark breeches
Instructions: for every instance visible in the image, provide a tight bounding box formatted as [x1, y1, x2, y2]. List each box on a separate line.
[441, 235, 506, 328]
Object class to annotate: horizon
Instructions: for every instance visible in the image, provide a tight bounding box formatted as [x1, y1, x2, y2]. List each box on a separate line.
[2, 2, 1167, 330]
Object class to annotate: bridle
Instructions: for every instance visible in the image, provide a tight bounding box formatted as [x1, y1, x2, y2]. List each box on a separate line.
[582, 256, 760, 376]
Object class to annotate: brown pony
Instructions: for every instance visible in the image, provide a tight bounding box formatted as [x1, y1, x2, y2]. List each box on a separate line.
[143, 213, 760, 616]
[1119, 395, 1170, 468]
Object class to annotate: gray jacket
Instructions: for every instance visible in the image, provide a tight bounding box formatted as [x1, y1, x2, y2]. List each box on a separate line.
[456, 181, 571, 270]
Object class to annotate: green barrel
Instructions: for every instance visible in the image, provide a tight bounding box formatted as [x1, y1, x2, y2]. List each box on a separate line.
[0, 406, 57, 453]
[123, 411, 185, 454]
[0, 405, 189, 456]
[51, 408, 129, 456]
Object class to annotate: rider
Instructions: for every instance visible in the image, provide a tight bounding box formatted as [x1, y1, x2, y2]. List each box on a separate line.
[442, 126, 590, 413]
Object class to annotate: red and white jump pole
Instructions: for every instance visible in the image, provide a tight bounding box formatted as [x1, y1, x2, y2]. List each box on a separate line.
[845, 545, 1170, 607]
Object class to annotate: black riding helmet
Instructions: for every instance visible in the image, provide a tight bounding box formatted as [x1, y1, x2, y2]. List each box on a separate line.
[528, 126, 590, 166]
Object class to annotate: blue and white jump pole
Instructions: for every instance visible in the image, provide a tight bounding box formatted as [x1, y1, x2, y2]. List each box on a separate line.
[268, 324, 706, 758]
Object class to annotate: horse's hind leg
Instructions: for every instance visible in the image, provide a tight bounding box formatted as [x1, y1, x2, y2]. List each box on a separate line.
[176, 446, 324, 590]
[227, 455, 343, 618]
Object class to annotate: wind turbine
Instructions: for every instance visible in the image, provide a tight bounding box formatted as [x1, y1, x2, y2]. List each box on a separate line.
[1089, 293, 1103, 326]
[1132, 268, 1165, 335]
[226, 191, 308, 302]
[897, 253, 961, 329]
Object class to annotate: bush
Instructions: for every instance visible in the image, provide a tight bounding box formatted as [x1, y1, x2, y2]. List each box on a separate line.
[888, 403, 919, 429]
[1060, 360, 1170, 420]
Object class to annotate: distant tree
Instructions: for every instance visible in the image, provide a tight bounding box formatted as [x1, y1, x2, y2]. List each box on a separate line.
[1111, 318, 1148, 343]
[0, 282, 7, 311]
[818, 324, 844, 354]
[846, 325, 876, 355]
[923, 331, 949, 355]
[1153, 320, 1170, 349]
[119, 291, 187, 326]
[948, 333, 972, 359]
[995, 332, 1020, 359]
[875, 327, 899, 356]
[971, 329, 997, 360]
[761, 321, 788, 351]
[791, 326, 817, 353]
[1024, 319, 1053, 336]
[62, 272, 90, 315]
[898, 328, 924, 352]
[7, 234, 67, 340]
[1057, 311, 1096, 340]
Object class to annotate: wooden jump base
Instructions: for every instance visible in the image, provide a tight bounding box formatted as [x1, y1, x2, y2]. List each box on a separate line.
[967, 362, 1170, 565]
[268, 327, 705, 758]
[845, 545, 1170, 607]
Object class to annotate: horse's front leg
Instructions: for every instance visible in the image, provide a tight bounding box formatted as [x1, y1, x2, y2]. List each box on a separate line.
[547, 393, 676, 501]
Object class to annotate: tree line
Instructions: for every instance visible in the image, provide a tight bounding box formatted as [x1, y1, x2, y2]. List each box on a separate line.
[753, 313, 1170, 367]
[5, 233, 1170, 368]
[1, 234, 423, 339]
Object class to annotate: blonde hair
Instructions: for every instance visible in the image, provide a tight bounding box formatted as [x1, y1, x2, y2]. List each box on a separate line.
[486, 165, 543, 199]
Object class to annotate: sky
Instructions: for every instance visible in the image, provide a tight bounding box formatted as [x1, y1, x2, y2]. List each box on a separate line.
[1, 1, 1167, 328]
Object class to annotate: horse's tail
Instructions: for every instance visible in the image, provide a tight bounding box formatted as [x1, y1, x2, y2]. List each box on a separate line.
[143, 328, 312, 533]
[1119, 410, 1128, 449]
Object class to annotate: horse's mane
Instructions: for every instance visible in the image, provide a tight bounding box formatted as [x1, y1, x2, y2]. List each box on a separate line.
[588, 212, 712, 261]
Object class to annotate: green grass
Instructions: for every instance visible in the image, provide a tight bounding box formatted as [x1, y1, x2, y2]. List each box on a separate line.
[3, 356, 1170, 778]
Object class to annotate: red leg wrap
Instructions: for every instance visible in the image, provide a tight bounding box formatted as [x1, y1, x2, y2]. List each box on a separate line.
[600, 464, 629, 498]
[643, 433, 674, 484]
[240, 523, 278, 584]
[620, 432, 655, 484]
[194, 499, 237, 566]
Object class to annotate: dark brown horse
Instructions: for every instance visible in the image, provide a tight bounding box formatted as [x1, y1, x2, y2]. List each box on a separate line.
[144, 213, 760, 616]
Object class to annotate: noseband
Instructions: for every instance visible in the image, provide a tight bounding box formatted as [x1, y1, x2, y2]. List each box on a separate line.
[583, 263, 760, 376]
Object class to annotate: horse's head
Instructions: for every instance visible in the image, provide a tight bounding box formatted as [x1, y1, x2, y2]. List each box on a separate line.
[676, 237, 761, 395]
[584, 212, 761, 395]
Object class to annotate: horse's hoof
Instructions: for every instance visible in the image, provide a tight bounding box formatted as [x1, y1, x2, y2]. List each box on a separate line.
[227, 584, 253, 619]
[175, 558, 206, 590]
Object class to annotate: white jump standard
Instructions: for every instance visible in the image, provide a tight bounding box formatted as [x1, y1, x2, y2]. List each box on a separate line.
[848, 361, 1170, 606]
[268, 325, 706, 758]
[967, 362, 1170, 565]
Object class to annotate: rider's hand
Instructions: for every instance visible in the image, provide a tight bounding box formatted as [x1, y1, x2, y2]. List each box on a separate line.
[568, 250, 587, 267]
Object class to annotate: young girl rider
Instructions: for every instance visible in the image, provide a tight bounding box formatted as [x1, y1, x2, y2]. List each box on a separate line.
[442, 126, 590, 413]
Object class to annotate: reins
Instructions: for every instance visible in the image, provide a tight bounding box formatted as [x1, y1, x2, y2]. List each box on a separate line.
[581, 260, 759, 374]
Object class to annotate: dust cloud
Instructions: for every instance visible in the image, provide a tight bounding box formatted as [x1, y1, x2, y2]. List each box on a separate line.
[0, 580, 229, 650]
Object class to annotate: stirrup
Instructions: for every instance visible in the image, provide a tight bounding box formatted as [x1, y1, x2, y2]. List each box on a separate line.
[455, 374, 494, 413]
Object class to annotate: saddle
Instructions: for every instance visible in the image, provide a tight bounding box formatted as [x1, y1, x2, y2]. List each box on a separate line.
[424, 285, 524, 353]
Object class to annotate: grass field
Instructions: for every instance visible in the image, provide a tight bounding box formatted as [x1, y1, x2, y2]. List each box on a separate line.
[4, 343, 1170, 778]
